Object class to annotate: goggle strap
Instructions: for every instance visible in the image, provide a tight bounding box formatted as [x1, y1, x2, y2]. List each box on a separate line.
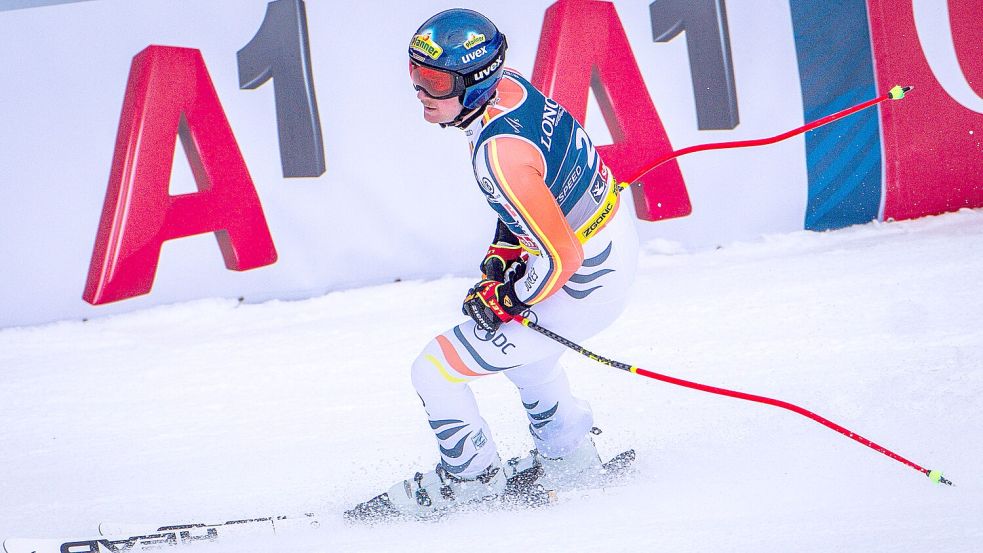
[462, 37, 507, 87]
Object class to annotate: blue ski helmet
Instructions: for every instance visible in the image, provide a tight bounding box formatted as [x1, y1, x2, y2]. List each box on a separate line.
[408, 9, 507, 109]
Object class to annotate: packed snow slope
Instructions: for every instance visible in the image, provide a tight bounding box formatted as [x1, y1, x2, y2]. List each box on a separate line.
[2, 209, 982, 552]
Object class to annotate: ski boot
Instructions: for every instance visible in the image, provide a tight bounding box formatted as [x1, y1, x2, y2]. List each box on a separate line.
[345, 457, 507, 521]
[506, 428, 628, 491]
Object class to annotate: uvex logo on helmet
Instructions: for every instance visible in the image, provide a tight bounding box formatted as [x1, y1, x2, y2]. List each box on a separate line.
[461, 46, 488, 64]
[472, 53, 504, 82]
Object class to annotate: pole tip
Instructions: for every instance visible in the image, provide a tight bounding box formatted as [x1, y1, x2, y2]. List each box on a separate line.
[889, 85, 913, 100]
[928, 469, 953, 486]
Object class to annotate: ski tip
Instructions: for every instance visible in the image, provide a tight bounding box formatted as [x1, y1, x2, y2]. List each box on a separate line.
[97, 522, 115, 536]
[928, 469, 953, 486]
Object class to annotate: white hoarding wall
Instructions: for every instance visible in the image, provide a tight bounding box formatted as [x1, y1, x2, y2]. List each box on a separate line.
[0, 0, 811, 327]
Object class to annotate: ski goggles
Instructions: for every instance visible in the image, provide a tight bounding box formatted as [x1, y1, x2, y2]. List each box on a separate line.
[409, 61, 466, 100]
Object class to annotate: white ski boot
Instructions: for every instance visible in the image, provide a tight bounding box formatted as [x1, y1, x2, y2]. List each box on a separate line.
[357, 457, 507, 519]
[505, 430, 604, 491]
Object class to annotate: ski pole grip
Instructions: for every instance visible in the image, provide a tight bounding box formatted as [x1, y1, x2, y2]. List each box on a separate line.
[889, 85, 913, 100]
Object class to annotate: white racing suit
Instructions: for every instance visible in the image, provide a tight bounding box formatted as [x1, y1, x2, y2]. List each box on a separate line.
[411, 69, 639, 478]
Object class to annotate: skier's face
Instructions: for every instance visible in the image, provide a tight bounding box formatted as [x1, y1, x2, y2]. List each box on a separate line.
[417, 89, 463, 124]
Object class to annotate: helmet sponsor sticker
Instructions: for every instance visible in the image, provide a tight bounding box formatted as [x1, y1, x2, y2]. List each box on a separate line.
[464, 32, 486, 49]
[411, 32, 443, 60]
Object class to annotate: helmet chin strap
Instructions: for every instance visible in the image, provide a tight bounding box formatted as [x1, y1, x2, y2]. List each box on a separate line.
[442, 91, 498, 129]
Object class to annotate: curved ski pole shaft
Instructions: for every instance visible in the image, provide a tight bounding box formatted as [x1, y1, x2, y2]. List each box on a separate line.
[622, 85, 913, 188]
[514, 314, 952, 486]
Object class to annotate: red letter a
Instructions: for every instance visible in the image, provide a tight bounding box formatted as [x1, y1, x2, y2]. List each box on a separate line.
[532, 0, 691, 221]
[84, 46, 278, 305]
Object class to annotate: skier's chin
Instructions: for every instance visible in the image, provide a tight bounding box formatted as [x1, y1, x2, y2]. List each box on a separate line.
[422, 105, 452, 124]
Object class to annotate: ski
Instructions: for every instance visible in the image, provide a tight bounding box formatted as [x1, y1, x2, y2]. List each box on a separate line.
[5, 528, 225, 553]
[3, 514, 320, 553]
[2, 449, 637, 552]
[98, 513, 320, 538]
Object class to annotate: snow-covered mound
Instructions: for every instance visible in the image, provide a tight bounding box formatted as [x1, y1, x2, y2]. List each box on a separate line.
[3, 209, 981, 552]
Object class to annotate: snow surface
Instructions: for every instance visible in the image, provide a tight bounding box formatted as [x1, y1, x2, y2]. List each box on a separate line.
[2, 209, 982, 552]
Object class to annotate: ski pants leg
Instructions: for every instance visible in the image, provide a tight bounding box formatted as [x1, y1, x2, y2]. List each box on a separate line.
[410, 209, 639, 479]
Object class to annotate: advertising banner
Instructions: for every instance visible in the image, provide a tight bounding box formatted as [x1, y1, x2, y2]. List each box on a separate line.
[0, 0, 979, 327]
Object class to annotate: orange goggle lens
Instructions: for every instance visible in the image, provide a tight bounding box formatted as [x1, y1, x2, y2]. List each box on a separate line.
[409, 61, 461, 99]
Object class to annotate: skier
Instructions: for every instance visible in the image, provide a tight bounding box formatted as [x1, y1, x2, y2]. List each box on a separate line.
[358, 8, 640, 518]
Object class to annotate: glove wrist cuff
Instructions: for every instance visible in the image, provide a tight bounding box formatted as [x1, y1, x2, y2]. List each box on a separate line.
[497, 281, 528, 316]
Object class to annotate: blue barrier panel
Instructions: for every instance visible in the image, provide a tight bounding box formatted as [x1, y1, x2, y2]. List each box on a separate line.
[790, 0, 883, 230]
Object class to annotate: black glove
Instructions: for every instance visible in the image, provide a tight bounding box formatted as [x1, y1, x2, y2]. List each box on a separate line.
[481, 243, 523, 282]
[480, 219, 523, 282]
[462, 277, 528, 333]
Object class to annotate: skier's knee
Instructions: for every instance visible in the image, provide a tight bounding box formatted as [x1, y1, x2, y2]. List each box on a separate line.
[410, 339, 458, 395]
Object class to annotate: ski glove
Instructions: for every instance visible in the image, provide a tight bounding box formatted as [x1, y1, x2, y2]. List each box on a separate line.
[481, 242, 524, 282]
[462, 278, 528, 333]
[481, 219, 524, 282]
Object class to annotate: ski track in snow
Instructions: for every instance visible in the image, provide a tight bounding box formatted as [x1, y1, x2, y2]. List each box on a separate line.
[2, 209, 982, 552]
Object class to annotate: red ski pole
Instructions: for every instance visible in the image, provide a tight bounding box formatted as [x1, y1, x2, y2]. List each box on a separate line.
[515, 85, 945, 482]
[514, 315, 952, 486]
[619, 85, 912, 189]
